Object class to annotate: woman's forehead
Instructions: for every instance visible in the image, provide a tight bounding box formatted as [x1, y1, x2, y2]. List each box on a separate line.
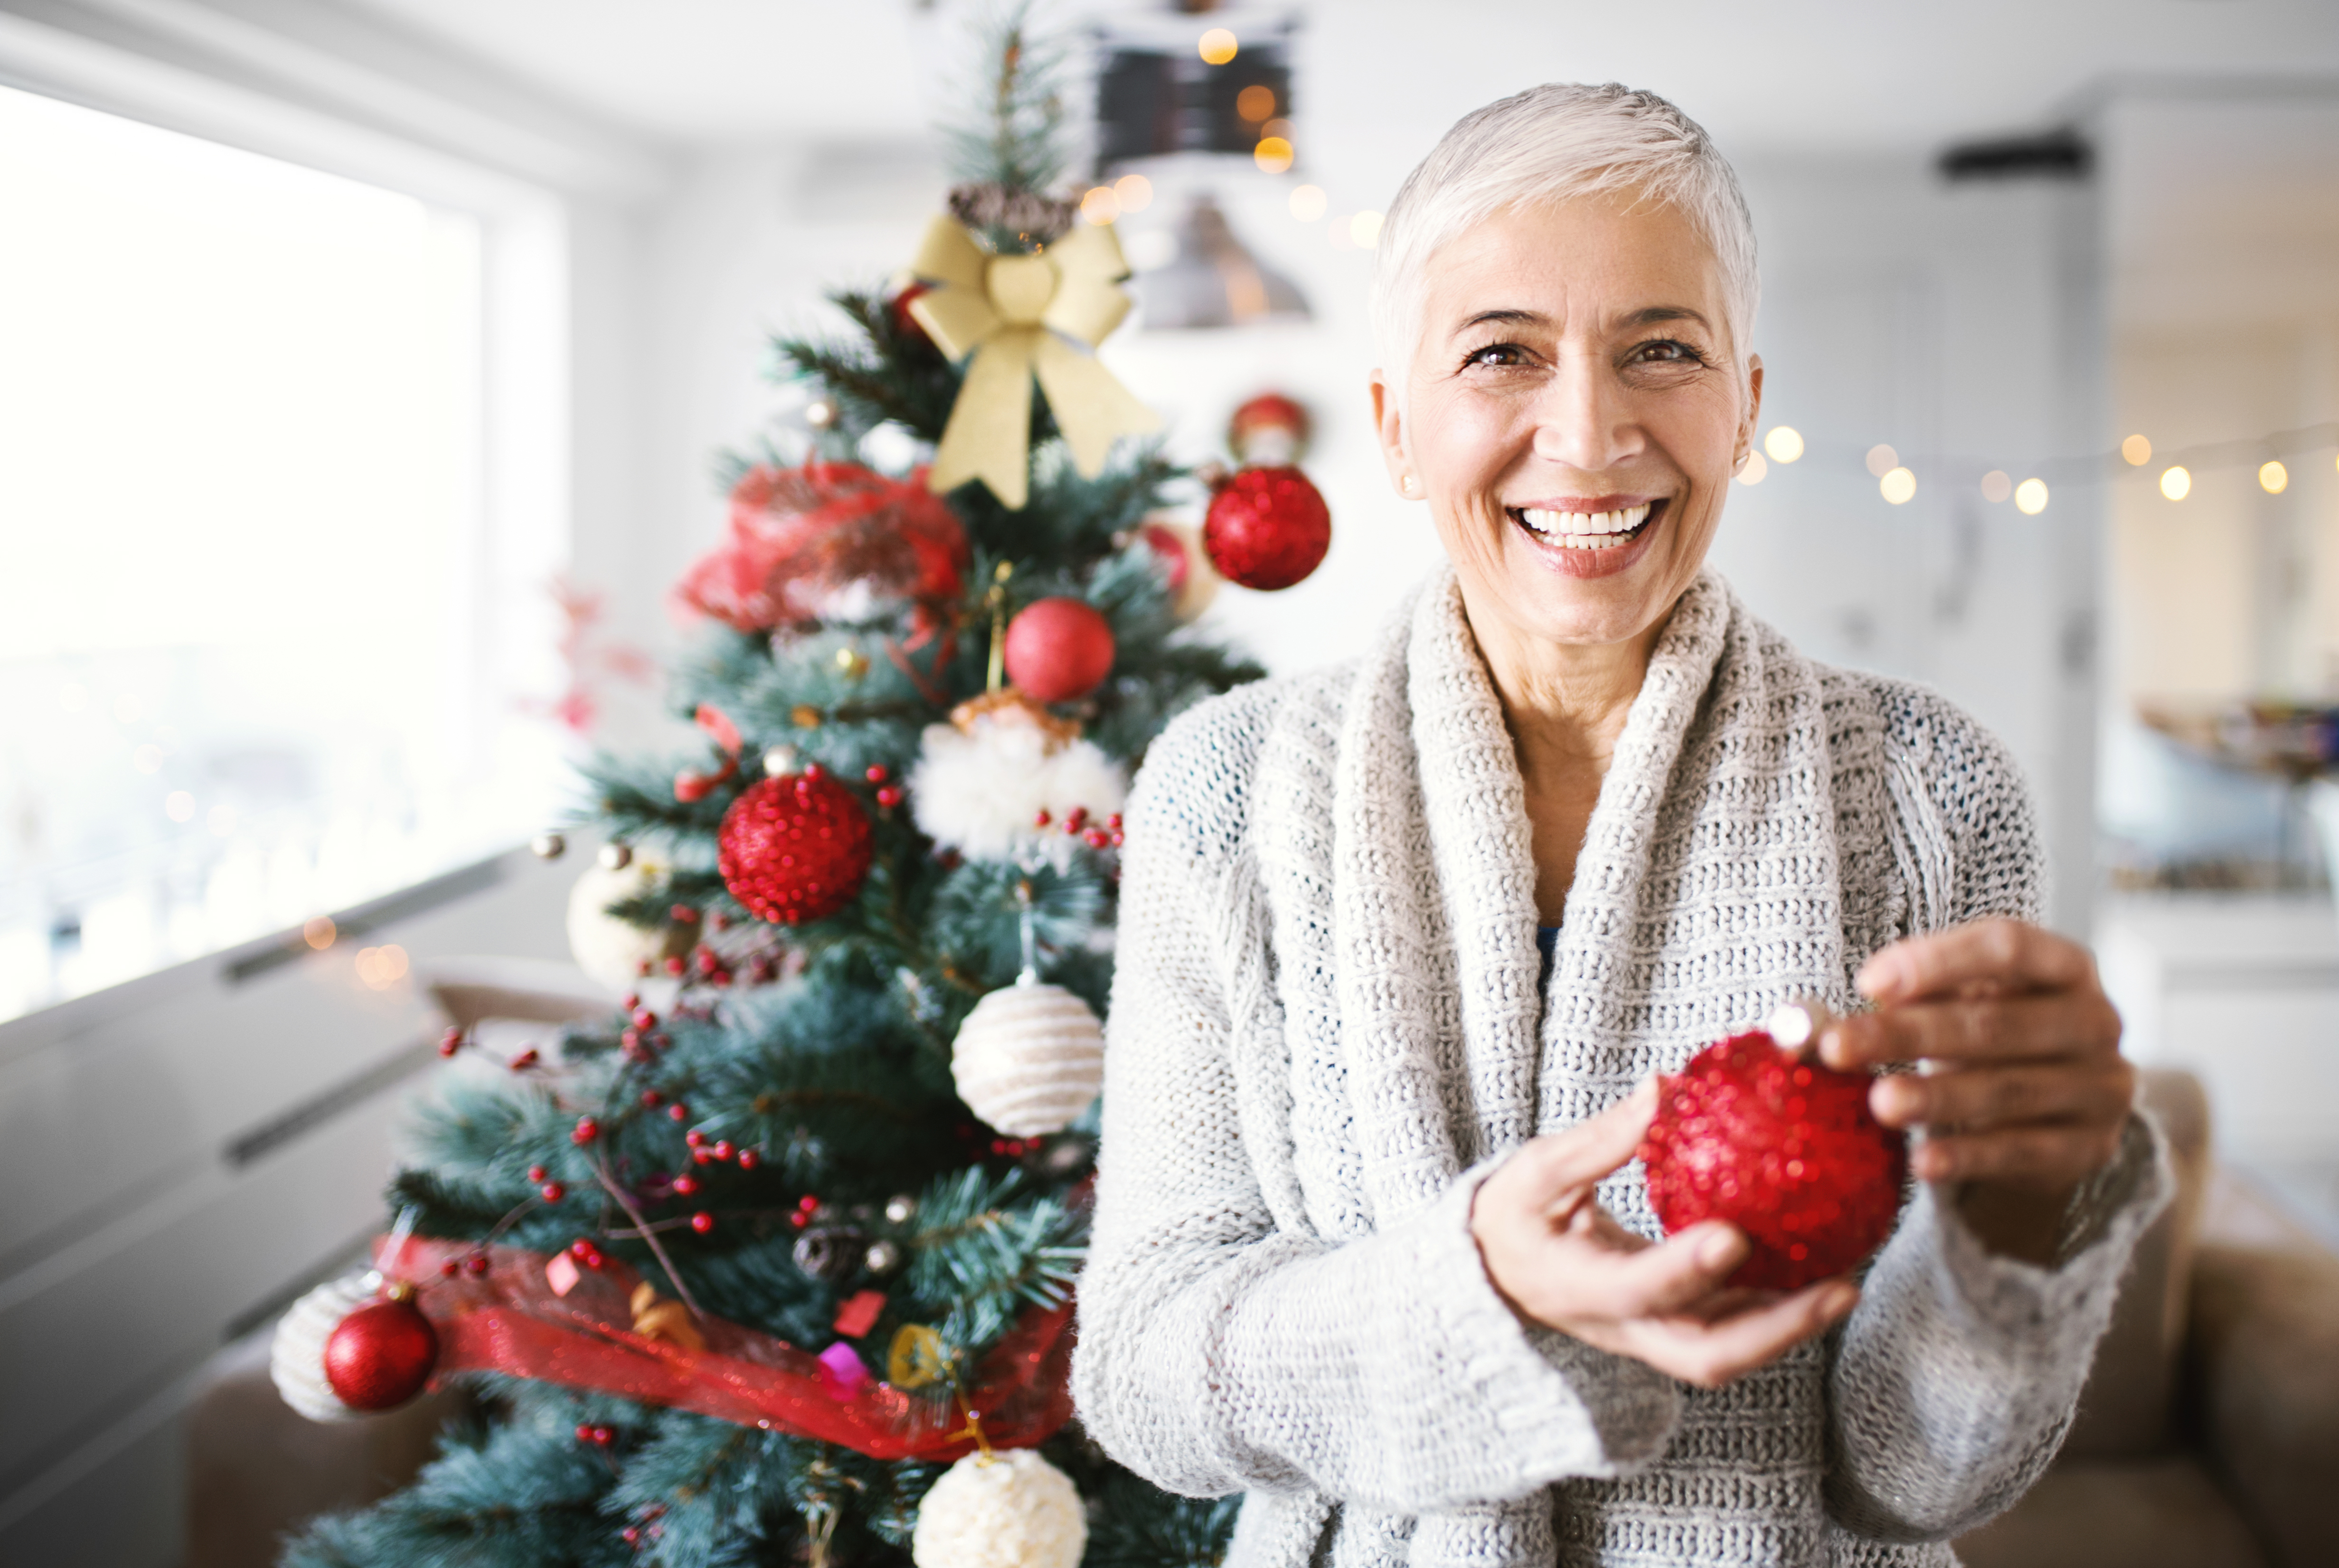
[1419, 197, 1726, 331]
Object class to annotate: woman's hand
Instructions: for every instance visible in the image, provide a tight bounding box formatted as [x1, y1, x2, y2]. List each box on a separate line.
[1470, 1081, 1860, 1388]
[1819, 917, 2134, 1264]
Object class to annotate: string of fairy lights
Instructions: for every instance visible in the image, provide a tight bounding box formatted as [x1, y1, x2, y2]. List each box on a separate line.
[1737, 421, 2339, 514]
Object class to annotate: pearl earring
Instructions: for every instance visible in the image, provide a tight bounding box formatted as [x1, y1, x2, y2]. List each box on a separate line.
[1400, 473, 1419, 496]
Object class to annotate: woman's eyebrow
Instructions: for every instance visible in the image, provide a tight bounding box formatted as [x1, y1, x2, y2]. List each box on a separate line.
[1621, 305, 1711, 330]
[1457, 307, 1546, 331]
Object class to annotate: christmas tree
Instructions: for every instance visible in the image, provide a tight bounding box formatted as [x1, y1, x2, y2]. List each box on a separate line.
[276, 17, 1268, 1568]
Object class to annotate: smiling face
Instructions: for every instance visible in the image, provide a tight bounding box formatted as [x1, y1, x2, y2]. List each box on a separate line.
[1373, 193, 1761, 663]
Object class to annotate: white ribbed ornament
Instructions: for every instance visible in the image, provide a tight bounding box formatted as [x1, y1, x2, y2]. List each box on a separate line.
[949, 980, 1104, 1137]
[910, 1449, 1087, 1568]
[270, 1271, 376, 1422]
[566, 858, 688, 992]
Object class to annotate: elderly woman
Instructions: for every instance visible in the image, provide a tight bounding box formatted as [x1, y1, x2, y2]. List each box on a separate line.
[1072, 84, 2169, 1568]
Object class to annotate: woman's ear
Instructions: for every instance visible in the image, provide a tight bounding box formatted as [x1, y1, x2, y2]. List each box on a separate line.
[1739, 355, 1766, 463]
[1368, 372, 1420, 500]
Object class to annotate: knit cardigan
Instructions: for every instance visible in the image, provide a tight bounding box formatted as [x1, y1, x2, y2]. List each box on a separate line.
[1073, 568, 2169, 1568]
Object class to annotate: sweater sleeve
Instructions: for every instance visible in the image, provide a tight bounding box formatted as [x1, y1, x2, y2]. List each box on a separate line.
[1071, 701, 1681, 1511]
[1821, 690, 2175, 1541]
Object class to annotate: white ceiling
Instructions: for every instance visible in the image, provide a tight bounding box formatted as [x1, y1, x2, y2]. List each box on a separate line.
[341, 0, 2339, 157]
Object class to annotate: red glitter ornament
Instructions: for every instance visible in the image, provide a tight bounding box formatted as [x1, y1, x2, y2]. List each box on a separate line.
[717, 773, 875, 924]
[323, 1293, 439, 1411]
[1002, 597, 1116, 703]
[1638, 1030, 1906, 1292]
[1204, 465, 1331, 591]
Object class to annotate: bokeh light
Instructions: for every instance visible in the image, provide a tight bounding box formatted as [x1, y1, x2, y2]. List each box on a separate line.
[1737, 451, 1767, 485]
[1198, 28, 1237, 65]
[2259, 459, 2288, 494]
[1112, 174, 1152, 212]
[1079, 186, 1119, 225]
[1349, 210, 1384, 248]
[1865, 444, 1898, 477]
[2122, 434, 2152, 466]
[1880, 466, 1917, 505]
[1981, 470, 2012, 503]
[2160, 465, 2191, 501]
[1236, 85, 1276, 122]
[1254, 137, 1294, 174]
[1289, 184, 1327, 221]
[1762, 426, 1803, 463]
[303, 915, 337, 950]
[164, 790, 195, 822]
[2014, 478, 2049, 515]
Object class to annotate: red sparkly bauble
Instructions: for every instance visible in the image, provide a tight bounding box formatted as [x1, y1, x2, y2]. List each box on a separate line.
[323, 1296, 439, 1412]
[673, 460, 969, 633]
[1638, 1030, 1906, 1292]
[1227, 392, 1311, 465]
[1002, 597, 1116, 703]
[1204, 466, 1331, 591]
[718, 773, 875, 924]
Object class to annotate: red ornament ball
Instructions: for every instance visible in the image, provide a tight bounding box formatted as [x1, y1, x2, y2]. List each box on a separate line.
[1638, 1030, 1906, 1292]
[718, 772, 875, 924]
[1204, 465, 1331, 591]
[1003, 597, 1116, 704]
[323, 1295, 439, 1412]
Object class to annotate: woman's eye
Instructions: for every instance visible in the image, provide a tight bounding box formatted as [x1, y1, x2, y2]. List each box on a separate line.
[1463, 342, 1529, 369]
[1631, 339, 1706, 366]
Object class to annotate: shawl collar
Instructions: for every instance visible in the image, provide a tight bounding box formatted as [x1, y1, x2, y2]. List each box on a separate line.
[1315, 567, 1849, 1237]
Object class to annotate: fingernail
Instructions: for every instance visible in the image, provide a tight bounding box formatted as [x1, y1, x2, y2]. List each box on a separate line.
[1821, 1284, 1858, 1318]
[1698, 1228, 1741, 1268]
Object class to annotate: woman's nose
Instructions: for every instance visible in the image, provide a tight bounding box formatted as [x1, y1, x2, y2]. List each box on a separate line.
[1528, 355, 1640, 474]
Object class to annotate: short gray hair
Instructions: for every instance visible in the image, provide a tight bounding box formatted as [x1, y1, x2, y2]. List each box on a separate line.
[1370, 84, 1759, 397]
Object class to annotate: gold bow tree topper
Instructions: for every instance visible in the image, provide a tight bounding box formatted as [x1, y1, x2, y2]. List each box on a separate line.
[905, 216, 1160, 510]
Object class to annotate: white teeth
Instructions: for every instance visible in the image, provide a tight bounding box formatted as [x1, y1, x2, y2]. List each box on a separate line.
[1518, 503, 1652, 541]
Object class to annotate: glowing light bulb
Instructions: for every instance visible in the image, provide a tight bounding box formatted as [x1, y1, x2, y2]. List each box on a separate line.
[1236, 85, 1276, 122]
[1762, 426, 1803, 463]
[1880, 467, 1917, 505]
[1254, 137, 1294, 174]
[2014, 478, 2049, 515]
[1198, 28, 1237, 65]
[1289, 184, 1327, 221]
[2160, 465, 2191, 501]
[1865, 444, 1898, 478]
[1349, 210, 1384, 248]
[1981, 471, 2012, 503]
[1737, 451, 1767, 485]
[1113, 174, 1152, 212]
[2260, 460, 2288, 494]
[2122, 434, 2152, 466]
[1079, 186, 1119, 226]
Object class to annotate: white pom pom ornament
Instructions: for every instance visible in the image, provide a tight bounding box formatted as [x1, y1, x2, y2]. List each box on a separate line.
[909, 692, 1125, 872]
[911, 1449, 1087, 1568]
[270, 1271, 377, 1422]
[566, 856, 690, 992]
[950, 978, 1105, 1137]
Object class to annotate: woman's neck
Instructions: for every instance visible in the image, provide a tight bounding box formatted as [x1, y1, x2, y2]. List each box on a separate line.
[1461, 583, 1669, 923]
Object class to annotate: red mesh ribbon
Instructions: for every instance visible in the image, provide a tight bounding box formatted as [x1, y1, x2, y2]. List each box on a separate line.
[375, 1237, 1073, 1460]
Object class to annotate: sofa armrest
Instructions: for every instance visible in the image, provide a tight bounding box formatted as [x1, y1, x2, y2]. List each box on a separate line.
[2186, 1241, 2339, 1567]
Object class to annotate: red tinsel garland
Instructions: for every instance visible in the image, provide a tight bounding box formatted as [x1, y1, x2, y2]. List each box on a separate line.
[374, 1237, 1072, 1461]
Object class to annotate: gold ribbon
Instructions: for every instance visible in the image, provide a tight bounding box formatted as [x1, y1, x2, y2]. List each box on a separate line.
[905, 216, 1161, 510]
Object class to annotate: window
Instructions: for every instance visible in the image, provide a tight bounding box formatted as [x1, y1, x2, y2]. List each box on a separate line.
[0, 85, 564, 1020]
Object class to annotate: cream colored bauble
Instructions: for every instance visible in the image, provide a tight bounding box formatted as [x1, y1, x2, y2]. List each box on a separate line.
[270, 1271, 375, 1422]
[565, 857, 689, 992]
[949, 981, 1104, 1137]
[910, 1449, 1086, 1568]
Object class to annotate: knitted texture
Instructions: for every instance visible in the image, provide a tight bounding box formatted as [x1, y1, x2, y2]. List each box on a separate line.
[1073, 569, 2170, 1568]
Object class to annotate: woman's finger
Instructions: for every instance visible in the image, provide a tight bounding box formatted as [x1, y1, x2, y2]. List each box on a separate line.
[1623, 1279, 1860, 1389]
[1522, 1221, 1748, 1322]
[1913, 1120, 2129, 1188]
[1823, 990, 2121, 1071]
[1855, 918, 2094, 1005]
[1870, 1057, 2134, 1134]
[1501, 1078, 1659, 1203]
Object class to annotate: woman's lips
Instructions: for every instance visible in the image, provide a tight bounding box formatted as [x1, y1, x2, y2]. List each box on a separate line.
[1507, 499, 1667, 578]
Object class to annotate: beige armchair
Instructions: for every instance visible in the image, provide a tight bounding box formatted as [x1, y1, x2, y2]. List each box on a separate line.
[1956, 1070, 2339, 1568]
